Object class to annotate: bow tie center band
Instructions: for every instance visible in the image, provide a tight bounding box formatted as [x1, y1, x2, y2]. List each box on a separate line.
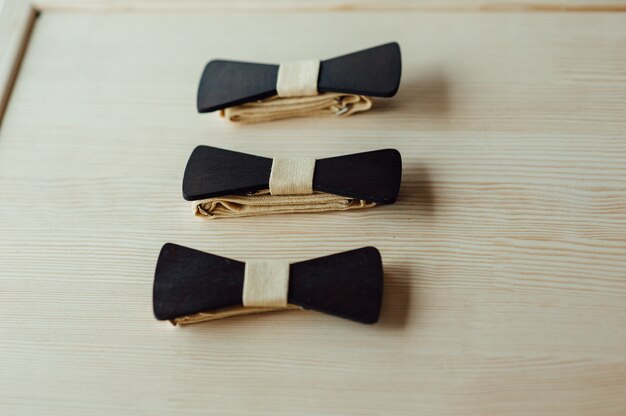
[243, 260, 291, 307]
[269, 156, 315, 195]
[276, 60, 320, 98]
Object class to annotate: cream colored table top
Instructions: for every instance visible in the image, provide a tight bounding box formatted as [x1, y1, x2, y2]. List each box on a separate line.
[0, 2, 625, 415]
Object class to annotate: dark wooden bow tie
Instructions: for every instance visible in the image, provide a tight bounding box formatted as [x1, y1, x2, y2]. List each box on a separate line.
[197, 42, 402, 113]
[182, 146, 402, 204]
[153, 244, 384, 324]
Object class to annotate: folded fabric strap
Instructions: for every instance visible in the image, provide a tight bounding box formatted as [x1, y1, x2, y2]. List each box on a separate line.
[172, 304, 301, 325]
[220, 93, 373, 123]
[193, 190, 376, 219]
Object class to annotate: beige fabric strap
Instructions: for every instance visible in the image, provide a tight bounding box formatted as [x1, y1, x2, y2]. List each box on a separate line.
[171, 304, 301, 325]
[221, 93, 373, 123]
[269, 157, 315, 196]
[276, 59, 320, 97]
[243, 260, 290, 307]
[193, 190, 376, 219]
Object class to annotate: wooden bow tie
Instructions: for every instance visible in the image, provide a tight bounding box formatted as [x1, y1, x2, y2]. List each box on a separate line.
[182, 146, 402, 219]
[153, 244, 384, 325]
[196, 42, 402, 114]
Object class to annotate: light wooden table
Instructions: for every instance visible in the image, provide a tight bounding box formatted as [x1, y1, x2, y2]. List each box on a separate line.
[1, 1, 625, 415]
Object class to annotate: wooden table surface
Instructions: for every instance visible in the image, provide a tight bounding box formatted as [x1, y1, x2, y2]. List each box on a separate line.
[1, 2, 625, 415]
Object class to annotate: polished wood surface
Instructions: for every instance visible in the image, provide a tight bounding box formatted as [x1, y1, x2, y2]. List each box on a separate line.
[0, 4, 625, 415]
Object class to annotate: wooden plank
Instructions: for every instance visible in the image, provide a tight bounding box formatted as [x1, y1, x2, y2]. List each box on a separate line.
[1, 9, 626, 416]
[29, 0, 626, 12]
[0, 0, 36, 125]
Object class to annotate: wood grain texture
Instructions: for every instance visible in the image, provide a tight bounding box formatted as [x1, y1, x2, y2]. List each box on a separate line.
[1, 8, 626, 416]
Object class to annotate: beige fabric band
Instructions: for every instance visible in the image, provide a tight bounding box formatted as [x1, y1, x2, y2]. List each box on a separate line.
[242, 260, 290, 307]
[192, 190, 376, 219]
[220, 93, 373, 123]
[276, 59, 320, 97]
[269, 157, 315, 196]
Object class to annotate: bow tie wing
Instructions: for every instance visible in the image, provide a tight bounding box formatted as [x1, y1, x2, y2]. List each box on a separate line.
[197, 42, 401, 113]
[182, 145, 272, 201]
[288, 247, 384, 324]
[314, 149, 402, 204]
[197, 60, 279, 113]
[318, 42, 401, 98]
[153, 243, 245, 321]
